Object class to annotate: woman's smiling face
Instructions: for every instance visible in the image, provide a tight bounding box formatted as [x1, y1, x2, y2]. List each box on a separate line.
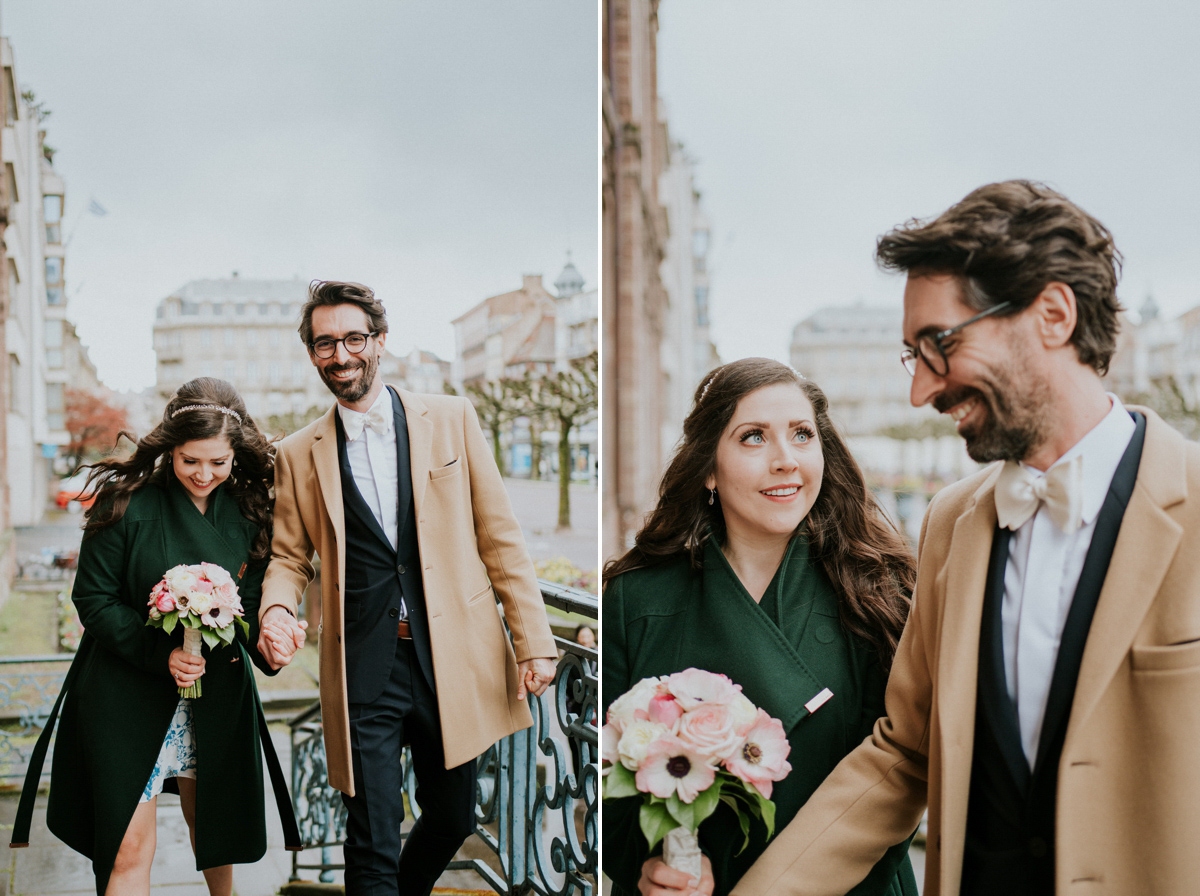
[706, 382, 824, 547]
[172, 435, 234, 510]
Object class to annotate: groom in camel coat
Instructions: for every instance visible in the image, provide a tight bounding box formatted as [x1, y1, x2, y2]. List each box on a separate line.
[713, 183, 1200, 896]
[256, 281, 558, 896]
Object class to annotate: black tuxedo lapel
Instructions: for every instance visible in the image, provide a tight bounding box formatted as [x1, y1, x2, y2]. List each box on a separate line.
[977, 526, 1031, 792]
[1033, 411, 1146, 776]
[387, 387, 414, 549]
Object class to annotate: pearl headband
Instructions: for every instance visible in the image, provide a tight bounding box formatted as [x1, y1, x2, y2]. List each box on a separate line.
[697, 365, 806, 405]
[171, 403, 243, 424]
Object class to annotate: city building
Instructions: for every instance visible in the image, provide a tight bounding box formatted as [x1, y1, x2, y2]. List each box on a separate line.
[3, 38, 97, 526]
[152, 276, 450, 428]
[603, 0, 670, 560]
[658, 133, 719, 460]
[451, 274, 559, 390]
[450, 262, 598, 479]
[788, 302, 938, 437]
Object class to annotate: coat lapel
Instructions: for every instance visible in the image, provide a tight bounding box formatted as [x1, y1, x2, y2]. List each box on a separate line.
[400, 390, 432, 513]
[1066, 410, 1187, 745]
[310, 406, 346, 560]
[936, 465, 1003, 862]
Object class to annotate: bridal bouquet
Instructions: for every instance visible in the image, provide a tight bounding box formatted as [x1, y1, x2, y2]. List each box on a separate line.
[145, 563, 249, 697]
[601, 668, 792, 877]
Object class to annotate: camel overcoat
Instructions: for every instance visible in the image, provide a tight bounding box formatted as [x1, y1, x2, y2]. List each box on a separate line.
[260, 388, 557, 794]
[731, 407, 1200, 896]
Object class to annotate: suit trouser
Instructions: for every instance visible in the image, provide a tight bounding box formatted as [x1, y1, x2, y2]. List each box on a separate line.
[342, 637, 477, 896]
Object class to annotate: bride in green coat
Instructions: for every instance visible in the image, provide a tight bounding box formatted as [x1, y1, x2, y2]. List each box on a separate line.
[10, 377, 299, 895]
[603, 358, 919, 896]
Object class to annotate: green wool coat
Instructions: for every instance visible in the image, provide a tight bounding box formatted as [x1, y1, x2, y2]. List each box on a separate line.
[603, 537, 917, 896]
[11, 475, 297, 894]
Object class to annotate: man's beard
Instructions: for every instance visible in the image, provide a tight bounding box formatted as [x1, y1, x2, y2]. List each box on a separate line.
[935, 359, 1052, 464]
[319, 351, 379, 404]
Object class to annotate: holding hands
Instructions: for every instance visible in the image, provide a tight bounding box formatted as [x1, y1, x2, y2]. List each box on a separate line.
[258, 605, 309, 670]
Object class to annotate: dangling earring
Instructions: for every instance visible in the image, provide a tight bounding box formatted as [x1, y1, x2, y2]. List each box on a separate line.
[708, 488, 716, 506]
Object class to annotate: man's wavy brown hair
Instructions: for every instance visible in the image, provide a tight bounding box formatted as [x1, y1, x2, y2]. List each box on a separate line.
[603, 358, 914, 671]
[81, 378, 275, 560]
[876, 179, 1124, 374]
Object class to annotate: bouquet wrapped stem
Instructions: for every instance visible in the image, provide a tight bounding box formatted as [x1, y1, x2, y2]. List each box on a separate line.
[602, 668, 793, 877]
[180, 627, 204, 698]
[146, 563, 249, 699]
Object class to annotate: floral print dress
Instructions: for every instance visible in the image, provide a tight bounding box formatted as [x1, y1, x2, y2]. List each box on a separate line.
[141, 698, 198, 801]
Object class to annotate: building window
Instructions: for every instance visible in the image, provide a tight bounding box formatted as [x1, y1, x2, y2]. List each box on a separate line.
[270, 330, 281, 347]
[46, 382, 65, 431]
[246, 361, 259, 381]
[269, 362, 282, 384]
[44, 195, 63, 244]
[245, 330, 258, 347]
[45, 320, 64, 369]
[45, 257, 63, 284]
[292, 361, 306, 383]
[200, 330, 212, 347]
[224, 329, 236, 348]
[224, 362, 237, 381]
[46, 286, 64, 306]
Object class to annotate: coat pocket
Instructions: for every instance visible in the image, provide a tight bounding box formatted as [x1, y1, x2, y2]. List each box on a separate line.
[467, 583, 494, 605]
[1131, 638, 1200, 672]
[430, 458, 462, 481]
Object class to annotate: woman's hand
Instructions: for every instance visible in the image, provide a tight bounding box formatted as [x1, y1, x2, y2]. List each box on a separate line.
[638, 855, 714, 896]
[168, 647, 206, 689]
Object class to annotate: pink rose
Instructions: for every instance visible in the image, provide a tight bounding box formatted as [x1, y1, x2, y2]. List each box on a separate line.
[193, 577, 214, 595]
[647, 694, 684, 727]
[665, 667, 742, 710]
[676, 702, 742, 762]
[723, 708, 792, 799]
[635, 734, 718, 803]
[155, 591, 177, 613]
[601, 722, 621, 771]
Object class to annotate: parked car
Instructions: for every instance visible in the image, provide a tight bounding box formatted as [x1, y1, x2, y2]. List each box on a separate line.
[55, 471, 96, 510]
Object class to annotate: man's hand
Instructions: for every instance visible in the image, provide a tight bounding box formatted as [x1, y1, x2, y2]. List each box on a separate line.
[258, 605, 309, 670]
[638, 855, 714, 896]
[516, 656, 557, 701]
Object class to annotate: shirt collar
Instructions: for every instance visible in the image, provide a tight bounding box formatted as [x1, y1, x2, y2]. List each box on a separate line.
[1027, 393, 1135, 526]
[336, 387, 393, 434]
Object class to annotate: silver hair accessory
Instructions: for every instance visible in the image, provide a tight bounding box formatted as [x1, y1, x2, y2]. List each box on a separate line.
[171, 403, 243, 424]
[698, 372, 719, 404]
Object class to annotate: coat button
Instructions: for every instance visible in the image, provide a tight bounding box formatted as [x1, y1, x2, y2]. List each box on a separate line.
[397, 564, 406, 575]
[1029, 837, 1047, 858]
[388, 607, 399, 618]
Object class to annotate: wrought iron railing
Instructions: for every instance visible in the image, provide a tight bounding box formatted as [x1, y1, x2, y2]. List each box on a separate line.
[288, 580, 598, 894]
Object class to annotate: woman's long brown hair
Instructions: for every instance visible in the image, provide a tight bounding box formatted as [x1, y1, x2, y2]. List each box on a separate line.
[81, 377, 275, 560]
[603, 358, 914, 670]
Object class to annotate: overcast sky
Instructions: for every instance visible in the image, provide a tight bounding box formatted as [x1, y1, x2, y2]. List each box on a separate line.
[658, 0, 1200, 368]
[4, 0, 597, 391]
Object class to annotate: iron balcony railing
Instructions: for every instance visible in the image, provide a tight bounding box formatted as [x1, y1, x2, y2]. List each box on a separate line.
[290, 579, 598, 895]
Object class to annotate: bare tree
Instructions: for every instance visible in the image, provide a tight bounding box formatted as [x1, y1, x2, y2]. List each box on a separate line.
[466, 377, 523, 476]
[529, 352, 597, 529]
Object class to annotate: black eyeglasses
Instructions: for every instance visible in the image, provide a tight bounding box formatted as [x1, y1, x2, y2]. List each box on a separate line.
[309, 331, 377, 359]
[900, 302, 1014, 377]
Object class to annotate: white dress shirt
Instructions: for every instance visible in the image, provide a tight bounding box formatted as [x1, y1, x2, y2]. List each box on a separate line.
[1001, 394, 1134, 768]
[337, 388, 406, 616]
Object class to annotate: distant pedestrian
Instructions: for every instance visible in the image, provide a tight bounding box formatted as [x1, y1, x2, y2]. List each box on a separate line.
[10, 377, 299, 896]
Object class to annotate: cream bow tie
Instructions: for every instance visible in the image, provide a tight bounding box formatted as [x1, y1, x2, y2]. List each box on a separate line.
[343, 405, 390, 442]
[994, 455, 1084, 533]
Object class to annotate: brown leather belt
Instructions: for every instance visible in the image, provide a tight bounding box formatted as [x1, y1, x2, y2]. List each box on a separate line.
[397, 619, 412, 639]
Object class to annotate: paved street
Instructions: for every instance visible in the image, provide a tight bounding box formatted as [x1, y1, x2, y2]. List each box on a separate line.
[500, 477, 598, 576]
